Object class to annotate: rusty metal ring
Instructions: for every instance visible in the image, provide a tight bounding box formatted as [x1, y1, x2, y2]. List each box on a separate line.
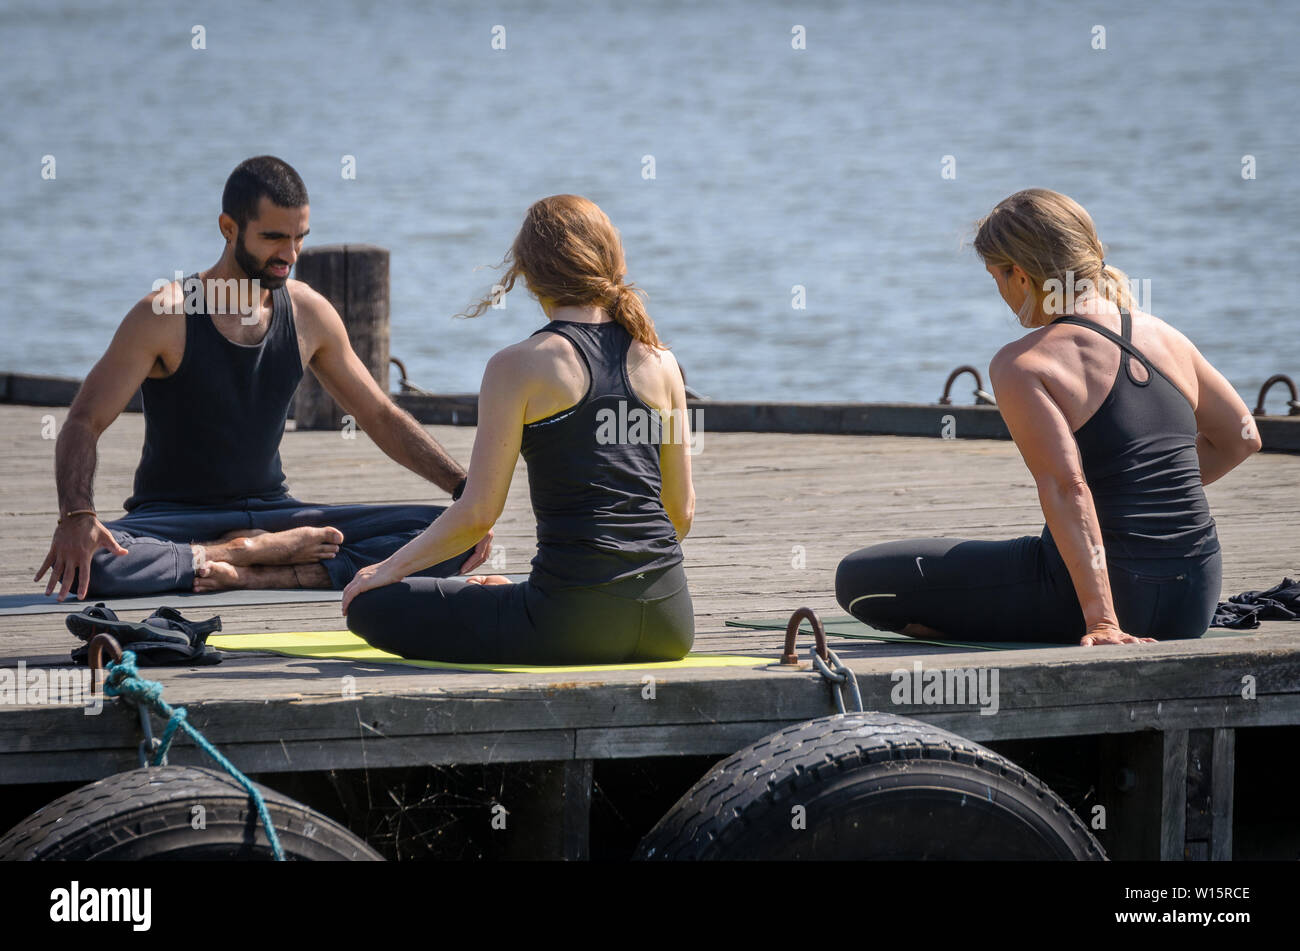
[781, 606, 828, 666]
[939, 365, 985, 405]
[390, 356, 437, 398]
[1253, 374, 1300, 416]
[390, 355, 410, 386]
[87, 632, 123, 692]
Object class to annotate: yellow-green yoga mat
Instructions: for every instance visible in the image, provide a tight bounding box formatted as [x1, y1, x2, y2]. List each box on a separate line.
[208, 631, 773, 673]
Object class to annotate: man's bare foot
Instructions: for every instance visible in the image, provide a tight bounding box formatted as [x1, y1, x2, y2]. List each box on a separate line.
[193, 561, 242, 591]
[215, 528, 269, 542]
[202, 526, 343, 567]
[194, 561, 331, 591]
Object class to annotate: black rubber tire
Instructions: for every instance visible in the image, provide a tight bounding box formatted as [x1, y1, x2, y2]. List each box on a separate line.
[635, 713, 1106, 860]
[0, 766, 382, 861]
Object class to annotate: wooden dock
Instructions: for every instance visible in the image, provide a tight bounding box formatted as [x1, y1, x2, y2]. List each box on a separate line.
[1, 402, 1298, 860]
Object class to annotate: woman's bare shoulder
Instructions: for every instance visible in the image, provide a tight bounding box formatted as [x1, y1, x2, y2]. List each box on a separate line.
[1132, 307, 1194, 346]
[1130, 307, 1201, 365]
[629, 338, 678, 371]
[990, 325, 1054, 375]
[498, 330, 580, 368]
[480, 335, 561, 388]
[626, 339, 681, 410]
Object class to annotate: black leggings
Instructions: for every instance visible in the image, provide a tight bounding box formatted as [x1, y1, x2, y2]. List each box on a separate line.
[835, 532, 1221, 643]
[346, 563, 694, 665]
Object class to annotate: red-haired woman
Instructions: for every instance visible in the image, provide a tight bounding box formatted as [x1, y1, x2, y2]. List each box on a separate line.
[343, 195, 695, 664]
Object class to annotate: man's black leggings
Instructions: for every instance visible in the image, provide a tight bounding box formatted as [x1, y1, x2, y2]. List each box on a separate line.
[835, 532, 1221, 643]
[347, 562, 694, 665]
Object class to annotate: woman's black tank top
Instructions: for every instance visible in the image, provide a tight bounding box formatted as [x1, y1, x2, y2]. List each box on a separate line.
[1046, 308, 1219, 560]
[520, 320, 683, 590]
[123, 275, 302, 511]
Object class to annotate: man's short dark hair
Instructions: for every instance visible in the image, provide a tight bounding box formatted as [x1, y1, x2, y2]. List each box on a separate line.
[222, 156, 309, 229]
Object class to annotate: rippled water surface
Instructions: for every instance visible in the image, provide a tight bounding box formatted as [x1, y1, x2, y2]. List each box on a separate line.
[2, 0, 1296, 403]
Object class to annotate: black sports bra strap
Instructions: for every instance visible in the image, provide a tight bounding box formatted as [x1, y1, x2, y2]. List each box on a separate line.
[529, 321, 629, 396]
[1052, 308, 1152, 387]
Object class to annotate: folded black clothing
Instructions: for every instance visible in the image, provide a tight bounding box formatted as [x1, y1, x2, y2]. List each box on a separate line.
[70, 641, 223, 667]
[1211, 578, 1300, 629]
[66, 603, 223, 666]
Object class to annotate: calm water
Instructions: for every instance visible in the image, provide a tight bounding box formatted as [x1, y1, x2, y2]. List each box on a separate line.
[2, 0, 1297, 403]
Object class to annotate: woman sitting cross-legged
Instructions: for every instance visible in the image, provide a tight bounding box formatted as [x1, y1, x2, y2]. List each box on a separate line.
[342, 195, 695, 664]
[836, 188, 1260, 646]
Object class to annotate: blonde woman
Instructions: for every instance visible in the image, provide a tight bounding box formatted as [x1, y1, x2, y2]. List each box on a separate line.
[342, 195, 695, 664]
[837, 188, 1259, 646]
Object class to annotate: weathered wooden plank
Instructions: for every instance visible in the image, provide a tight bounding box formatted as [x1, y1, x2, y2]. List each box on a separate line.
[1097, 731, 1163, 860]
[1161, 729, 1189, 861]
[8, 691, 1294, 786]
[2, 639, 1296, 727]
[909, 694, 1300, 743]
[1211, 728, 1235, 861]
[4, 632, 1300, 721]
[0, 728, 581, 785]
[3, 672, 1299, 782]
[562, 759, 593, 861]
[1185, 728, 1214, 860]
[576, 720, 797, 760]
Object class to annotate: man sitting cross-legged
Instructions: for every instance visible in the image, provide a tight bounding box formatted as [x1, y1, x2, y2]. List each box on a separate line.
[35, 155, 490, 601]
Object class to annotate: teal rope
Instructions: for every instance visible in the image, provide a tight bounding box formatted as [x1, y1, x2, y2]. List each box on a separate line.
[104, 650, 285, 861]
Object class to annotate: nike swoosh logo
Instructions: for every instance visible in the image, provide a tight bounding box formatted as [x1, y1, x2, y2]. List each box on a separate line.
[915, 556, 926, 577]
[847, 593, 897, 611]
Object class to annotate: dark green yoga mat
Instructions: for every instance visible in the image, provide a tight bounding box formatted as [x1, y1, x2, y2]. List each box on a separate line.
[725, 615, 1256, 651]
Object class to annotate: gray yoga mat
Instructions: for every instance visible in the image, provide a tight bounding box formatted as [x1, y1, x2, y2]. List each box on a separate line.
[0, 574, 530, 616]
[726, 614, 1261, 651]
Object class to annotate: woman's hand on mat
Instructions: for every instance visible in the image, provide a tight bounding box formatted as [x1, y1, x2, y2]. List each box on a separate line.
[341, 560, 401, 615]
[35, 515, 129, 602]
[1080, 623, 1156, 646]
[457, 529, 494, 574]
[464, 575, 511, 586]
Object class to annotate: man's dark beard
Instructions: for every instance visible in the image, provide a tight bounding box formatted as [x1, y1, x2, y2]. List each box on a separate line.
[233, 229, 290, 290]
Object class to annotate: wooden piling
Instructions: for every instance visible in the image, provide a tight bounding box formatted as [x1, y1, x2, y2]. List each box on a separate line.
[292, 244, 390, 431]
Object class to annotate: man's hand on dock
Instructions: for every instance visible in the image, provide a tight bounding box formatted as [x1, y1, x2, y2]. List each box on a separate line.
[34, 514, 128, 602]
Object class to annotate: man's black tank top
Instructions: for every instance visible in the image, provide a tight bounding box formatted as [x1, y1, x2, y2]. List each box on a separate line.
[520, 320, 684, 590]
[123, 275, 302, 511]
[1045, 308, 1219, 560]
